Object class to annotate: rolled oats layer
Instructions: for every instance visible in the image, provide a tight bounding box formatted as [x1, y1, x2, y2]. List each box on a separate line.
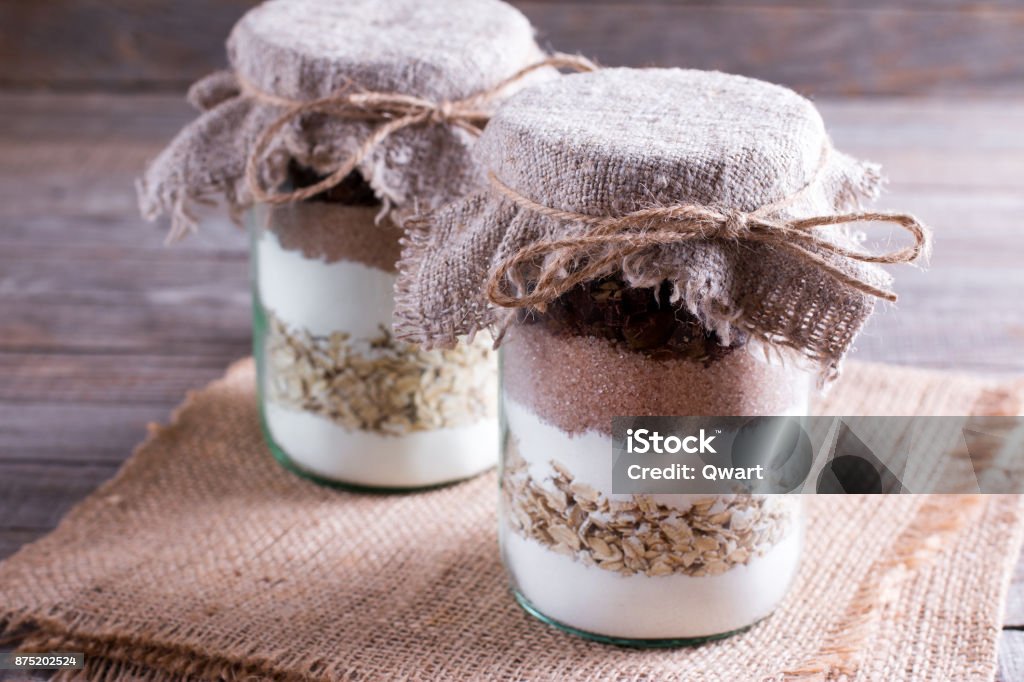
[502, 440, 793, 578]
[266, 311, 496, 436]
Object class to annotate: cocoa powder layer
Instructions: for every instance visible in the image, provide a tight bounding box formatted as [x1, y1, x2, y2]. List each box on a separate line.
[265, 202, 403, 273]
[501, 324, 811, 436]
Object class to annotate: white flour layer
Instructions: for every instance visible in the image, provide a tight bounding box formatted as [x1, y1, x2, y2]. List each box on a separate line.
[502, 520, 802, 640]
[264, 402, 497, 488]
[256, 229, 395, 339]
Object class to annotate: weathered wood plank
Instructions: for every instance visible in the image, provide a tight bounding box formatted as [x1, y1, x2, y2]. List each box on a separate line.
[5, 210, 1019, 371]
[0, 528, 47, 561]
[1, 2, 1023, 95]
[1006, 550, 1024, 627]
[4, 184, 1020, 250]
[855, 319, 1024, 376]
[0, 267, 1018, 366]
[529, 0, 1024, 5]
[0, 461, 120, 529]
[818, 98, 1024, 150]
[0, 354, 235, 405]
[4, 280, 1013, 369]
[0, 0, 253, 90]
[0, 299, 250, 356]
[517, 3, 1024, 96]
[0, 92, 195, 140]
[999, 630, 1024, 682]
[0, 245, 249, 303]
[0, 403, 170, 463]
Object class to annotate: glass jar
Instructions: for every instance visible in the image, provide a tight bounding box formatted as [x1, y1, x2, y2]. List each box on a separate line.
[498, 278, 808, 645]
[250, 176, 498, 489]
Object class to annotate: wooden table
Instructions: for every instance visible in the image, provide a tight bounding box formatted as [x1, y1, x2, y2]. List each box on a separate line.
[1, 93, 1022, 678]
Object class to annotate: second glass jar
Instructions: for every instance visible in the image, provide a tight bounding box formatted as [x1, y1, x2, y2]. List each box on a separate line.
[251, 174, 498, 489]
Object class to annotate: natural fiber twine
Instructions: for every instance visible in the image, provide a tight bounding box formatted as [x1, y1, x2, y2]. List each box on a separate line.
[243, 54, 596, 209]
[484, 170, 929, 309]
[1, 359, 1022, 681]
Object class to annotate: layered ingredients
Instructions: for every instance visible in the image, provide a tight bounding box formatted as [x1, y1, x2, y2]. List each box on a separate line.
[499, 278, 807, 640]
[254, 171, 498, 488]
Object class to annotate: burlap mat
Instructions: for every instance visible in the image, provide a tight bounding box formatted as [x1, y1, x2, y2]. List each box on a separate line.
[2, 359, 1022, 681]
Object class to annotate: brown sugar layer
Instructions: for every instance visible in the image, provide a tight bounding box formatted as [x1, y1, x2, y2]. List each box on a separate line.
[259, 166, 401, 272]
[264, 202, 403, 273]
[501, 324, 810, 436]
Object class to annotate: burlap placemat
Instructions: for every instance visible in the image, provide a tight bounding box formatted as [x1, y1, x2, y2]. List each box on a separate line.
[2, 359, 1022, 681]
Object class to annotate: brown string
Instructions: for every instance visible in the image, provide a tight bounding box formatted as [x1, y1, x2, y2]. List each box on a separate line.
[485, 169, 932, 310]
[241, 54, 598, 205]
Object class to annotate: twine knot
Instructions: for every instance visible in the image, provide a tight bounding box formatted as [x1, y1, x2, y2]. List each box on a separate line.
[429, 100, 457, 125]
[720, 209, 750, 240]
[485, 172, 931, 308]
[241, 54, 598, 205]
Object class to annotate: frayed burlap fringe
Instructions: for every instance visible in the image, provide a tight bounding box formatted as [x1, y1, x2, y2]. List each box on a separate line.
[1, 360, 1022, 681]
[16, 625, 302, 682]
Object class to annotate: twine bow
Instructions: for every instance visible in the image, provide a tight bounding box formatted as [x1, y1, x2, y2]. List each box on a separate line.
[486, 171, 931, 309]
[242, 54, 598, 205]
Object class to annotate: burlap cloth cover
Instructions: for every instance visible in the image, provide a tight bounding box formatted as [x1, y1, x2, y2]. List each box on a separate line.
[395, 68, 925, 376]
[136, 0, 548, 240]
[1, 361, 1021, 682]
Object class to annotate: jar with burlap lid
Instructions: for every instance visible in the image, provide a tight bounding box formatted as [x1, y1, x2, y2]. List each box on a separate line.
[138, 0, 594, 489]
[396, 67, 930, 642]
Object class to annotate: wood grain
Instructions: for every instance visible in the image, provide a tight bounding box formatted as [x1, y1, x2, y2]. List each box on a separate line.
[999, 631, 1024, 682]
[518, 2, 1024, 96]
[0, 354, 240, 405]
[2, 2, 1023, 95]
[0, 529, 44, 561]
[0, 0, 254, 90]
[0, 461, 120, 529]
[0, 402, 172, 463]
[1006, 550, 1024, 628]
